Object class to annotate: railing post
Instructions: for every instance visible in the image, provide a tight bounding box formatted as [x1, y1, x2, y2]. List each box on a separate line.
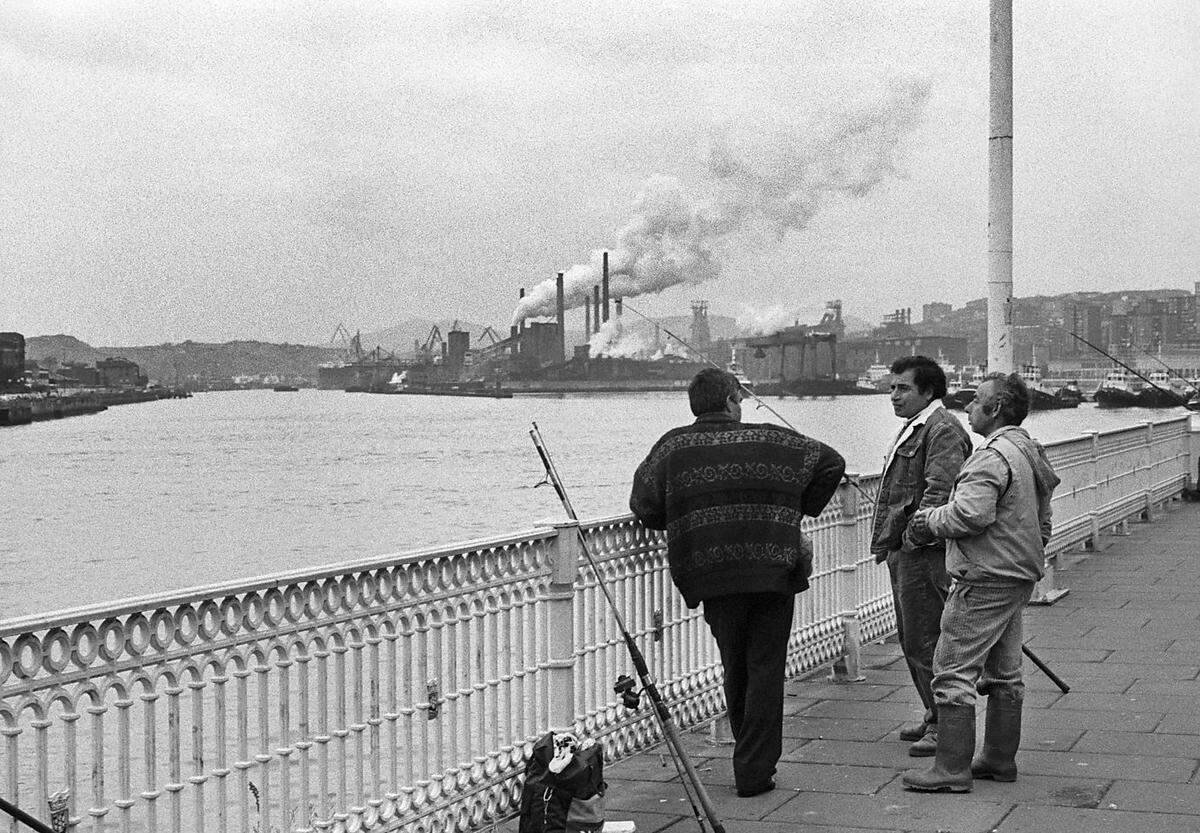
[830, 482, 864, 682]
[1142, 421, 1157, 521]
[544, 521, 580, 733]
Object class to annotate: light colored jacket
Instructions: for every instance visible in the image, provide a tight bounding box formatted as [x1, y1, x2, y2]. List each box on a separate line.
[923, 425, 1060, 584]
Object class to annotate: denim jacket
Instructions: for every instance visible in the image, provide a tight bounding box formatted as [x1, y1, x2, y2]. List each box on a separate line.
[870, 406, 972, 562]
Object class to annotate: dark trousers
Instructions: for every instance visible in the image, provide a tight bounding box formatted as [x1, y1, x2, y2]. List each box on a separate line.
[887, 546, 950, 723]
[702, 592, 795, 790]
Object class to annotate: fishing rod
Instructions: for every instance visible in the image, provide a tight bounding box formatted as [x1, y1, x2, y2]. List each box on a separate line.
[621, 301, 877, 505]
[530, 422, 725, 833]
[1060, 329, 1183, 401]
[0, 796, 58, 833]
[1130, 345, 1200, 397]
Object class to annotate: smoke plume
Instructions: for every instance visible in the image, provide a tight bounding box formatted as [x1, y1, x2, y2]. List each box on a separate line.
[513, 78, 930, 324]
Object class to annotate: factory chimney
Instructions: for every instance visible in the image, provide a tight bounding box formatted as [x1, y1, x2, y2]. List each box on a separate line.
[556, 272, 566, 363]
[602, 251, 610, 323]
[519, 288, 526, 333]
[593, 285, 601, 333]
[615, 297, 623, 318]
[584, 296, 592, 337]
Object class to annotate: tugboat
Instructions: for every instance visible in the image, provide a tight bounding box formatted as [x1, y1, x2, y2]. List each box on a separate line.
[1019, 363, 1079, 410]
[1093, 368, 1140, 408]
[1052, 380, 1084, 407]
[943, 367, 984, 410]
[1135, 370, 1190, 408]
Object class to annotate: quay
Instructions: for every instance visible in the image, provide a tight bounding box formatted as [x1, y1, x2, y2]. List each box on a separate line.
[1, 415, 1197, 833]
[558, 496, 1200, 833]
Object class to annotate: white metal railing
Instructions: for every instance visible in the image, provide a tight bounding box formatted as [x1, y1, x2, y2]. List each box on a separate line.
[2, 416, 1195, 833]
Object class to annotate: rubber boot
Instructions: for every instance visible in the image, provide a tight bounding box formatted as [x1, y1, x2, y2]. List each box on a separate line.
[902, 704, 974, 792]
[971, 694, 1021, 782]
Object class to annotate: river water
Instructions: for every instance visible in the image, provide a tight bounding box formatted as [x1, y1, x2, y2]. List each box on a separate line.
[1, 389, 1188, 621]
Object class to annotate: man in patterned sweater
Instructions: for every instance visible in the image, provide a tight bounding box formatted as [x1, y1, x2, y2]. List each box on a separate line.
[629, 368, 845, 798]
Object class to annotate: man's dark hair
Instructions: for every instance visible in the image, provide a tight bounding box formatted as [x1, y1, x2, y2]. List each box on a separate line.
[982, 372, 1030, 426]
[889, 355, 949, 399]
[688, 368, 739, 416]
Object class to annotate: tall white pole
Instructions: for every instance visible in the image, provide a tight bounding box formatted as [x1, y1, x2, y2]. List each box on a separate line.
[988, 0, 1014, 373]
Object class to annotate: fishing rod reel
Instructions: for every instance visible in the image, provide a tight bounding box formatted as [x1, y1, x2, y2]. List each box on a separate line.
[613, 674, 643, 710]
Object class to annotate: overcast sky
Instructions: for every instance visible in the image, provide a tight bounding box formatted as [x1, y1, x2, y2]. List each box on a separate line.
[3, 1, 1197, 346]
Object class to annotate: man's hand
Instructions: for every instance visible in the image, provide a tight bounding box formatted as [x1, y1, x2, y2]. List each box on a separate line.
[910, 509, 931, 538]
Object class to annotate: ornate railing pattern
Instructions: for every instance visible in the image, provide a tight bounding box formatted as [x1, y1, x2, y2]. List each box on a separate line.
[2, 416, 1195, 833]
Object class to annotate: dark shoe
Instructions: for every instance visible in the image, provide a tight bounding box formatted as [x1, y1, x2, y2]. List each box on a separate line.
[902, 704, 974, 793]
[899, 719, 930, 742]
[908, 724, 938, 757]
[972, 694, 1022, 782]
[736, 779, 776, 798]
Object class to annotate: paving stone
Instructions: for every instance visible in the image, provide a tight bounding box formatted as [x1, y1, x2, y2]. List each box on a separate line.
[1017, 750, 1196, 782]
[1072, 729, 1200, 758]
[1024, 673, 1132, 694]
[780, 738, 915, 769]
[1050, 691, 1200, 714]
[761, 790, 1009, 832]
[1041, 660, 1199, 681]
[795, 682, 904, 702]
[877, 773, 1109, 808]
[801, 699, 926, 721]
[1018, 726, 1084, 752]
[1103, 779, 1200, 815]
[782, 716, 897, 742]
[995, 805, 1200, 833]
[1154, 713, 1200, 735]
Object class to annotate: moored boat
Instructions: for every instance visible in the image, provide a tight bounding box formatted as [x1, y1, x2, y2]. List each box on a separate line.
[1093, 368, 1140, 408]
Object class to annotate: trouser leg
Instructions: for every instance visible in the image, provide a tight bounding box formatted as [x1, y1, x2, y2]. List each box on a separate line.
[704, 596, 749, 740]
[932, 580, 1034, 710]
[705, 593, 794, 790]
[889, 548, 950, 720]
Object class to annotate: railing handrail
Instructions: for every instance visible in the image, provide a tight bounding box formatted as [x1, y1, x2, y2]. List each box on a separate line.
[0, 526, 562, 636]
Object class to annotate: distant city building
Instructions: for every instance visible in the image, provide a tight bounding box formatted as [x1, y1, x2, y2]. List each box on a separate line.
[97, 357, 146, 388]
[0, 332, 25, 386]
[58, 361, 102, 387]
[922, 302, 952, 323]
[841, 335, 969, 375]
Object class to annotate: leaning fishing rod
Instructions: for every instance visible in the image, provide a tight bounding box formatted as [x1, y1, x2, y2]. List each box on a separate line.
[530, 422, 726, 833]
[0, 796, 57, 833]
[1060, 329, 1183, 400]
[1129, 344, 1200, 397]
[621, 301, 877, 506]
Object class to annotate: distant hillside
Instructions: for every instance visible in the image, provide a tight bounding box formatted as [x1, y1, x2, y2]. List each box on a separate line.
[26, 336, 343, 383]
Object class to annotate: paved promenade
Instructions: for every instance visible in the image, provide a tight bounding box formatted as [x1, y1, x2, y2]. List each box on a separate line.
[589, 499, 1200, 833]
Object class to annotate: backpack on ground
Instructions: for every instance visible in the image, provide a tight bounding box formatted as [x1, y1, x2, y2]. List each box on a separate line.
[517, 731, 606, 833]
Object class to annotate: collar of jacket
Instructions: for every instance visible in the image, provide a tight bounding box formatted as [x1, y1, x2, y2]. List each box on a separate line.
[694, 412, 738, 424]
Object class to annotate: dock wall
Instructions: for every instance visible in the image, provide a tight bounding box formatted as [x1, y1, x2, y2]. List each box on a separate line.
[0, 415, 1196, 833]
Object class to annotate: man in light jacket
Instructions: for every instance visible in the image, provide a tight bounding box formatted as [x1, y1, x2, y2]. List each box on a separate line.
[902, 372, 1060, 793]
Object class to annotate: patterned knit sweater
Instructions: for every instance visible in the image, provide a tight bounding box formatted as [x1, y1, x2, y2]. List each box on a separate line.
[629, 414, 846, 608]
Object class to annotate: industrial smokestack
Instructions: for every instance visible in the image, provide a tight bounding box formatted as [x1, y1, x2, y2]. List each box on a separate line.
[602, 251, 610, 323]
[593, 285, 601, 333]
[556, 272, 566, 363]
[615, 297, 623, 318]
[584, 296, 592, 337]
[519, 287, 526, 333]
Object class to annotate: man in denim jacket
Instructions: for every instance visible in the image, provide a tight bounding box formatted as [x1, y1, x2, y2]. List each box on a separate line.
[870, 356, 972, 756]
